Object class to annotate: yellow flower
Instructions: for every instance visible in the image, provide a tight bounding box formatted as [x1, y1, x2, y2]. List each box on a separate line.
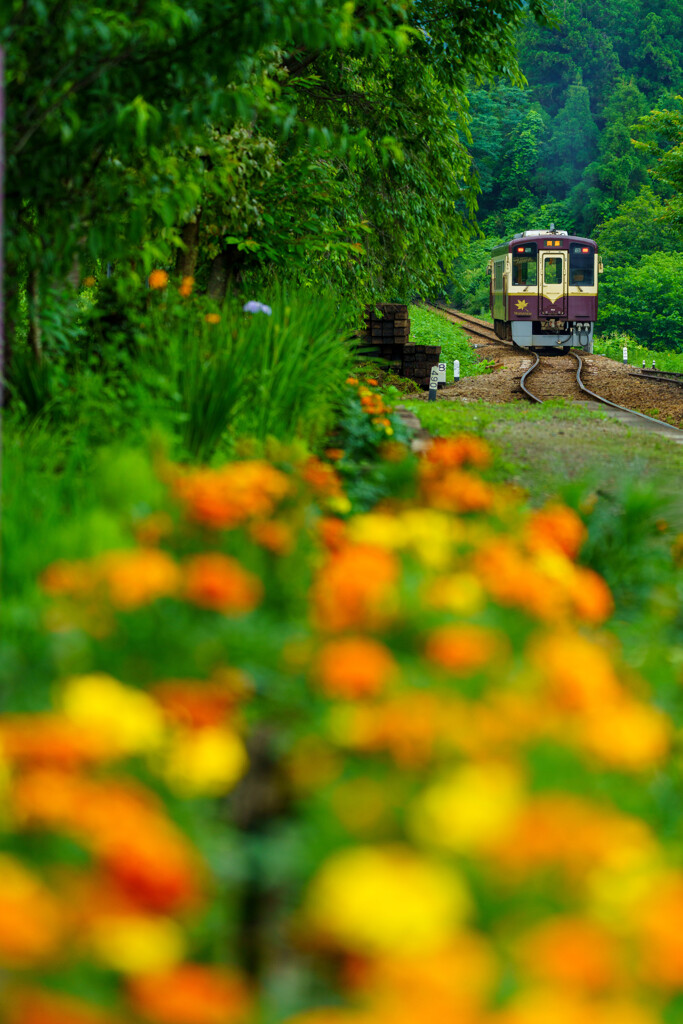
[161, 726, 248, 796]
[304, 845, 471, 954]
[400, 509, 461, 568]
[325, 494, 352, 515]
[148, 269, 169, 290]
[88, 914, 186, 974]
[60, 673, 165, 755]
[348, 513, 406, 550]
[410, 762, 525, 853]
[82, 275, 96, 288]
[205, 312, 221, 324]
[426, 573, 485, 615]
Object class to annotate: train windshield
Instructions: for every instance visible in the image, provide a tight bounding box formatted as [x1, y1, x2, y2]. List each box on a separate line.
[544, 257, 563, 284]
[512, 243, 537, 286]
[569, 243, 595, 286]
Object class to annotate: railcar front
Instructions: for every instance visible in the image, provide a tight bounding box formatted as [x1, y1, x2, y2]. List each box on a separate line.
[489, 229, 602, 352]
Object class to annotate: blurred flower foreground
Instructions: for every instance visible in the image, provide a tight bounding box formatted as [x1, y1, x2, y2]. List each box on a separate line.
[2, 425, 682, 1024]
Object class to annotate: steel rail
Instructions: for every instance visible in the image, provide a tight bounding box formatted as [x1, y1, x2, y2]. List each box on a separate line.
[571, 351, 683, 431]
[519, 352, 542, 403]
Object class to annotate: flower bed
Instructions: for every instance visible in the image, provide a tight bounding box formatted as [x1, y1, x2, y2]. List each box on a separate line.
[1, 381, 682, 1024]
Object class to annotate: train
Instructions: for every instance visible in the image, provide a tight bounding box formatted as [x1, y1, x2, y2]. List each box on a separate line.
[489, 226, 602, 353]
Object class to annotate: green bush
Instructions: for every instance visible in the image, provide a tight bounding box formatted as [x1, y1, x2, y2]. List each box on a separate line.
[599, 251, 683, 351]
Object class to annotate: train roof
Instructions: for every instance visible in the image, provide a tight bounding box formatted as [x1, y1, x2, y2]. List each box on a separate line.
[490, 231, 597, 257]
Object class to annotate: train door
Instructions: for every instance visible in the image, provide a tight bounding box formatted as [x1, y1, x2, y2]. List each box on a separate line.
[539, 252, 567, 317]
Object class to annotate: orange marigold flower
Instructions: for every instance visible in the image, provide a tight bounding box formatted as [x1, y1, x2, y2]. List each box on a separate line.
[580, 698, 671, 771]
[7, 988, 122, 1024]
[567, 566, 614, 624]
[346, 377, 359, 386]
[314, 636, 398, 699]
[421, 468, 494, 514]
[302, 457, 345, 498]
[149, 269, 169, 290]
[127, 965, 252, 1024]
[97, 817, 204, 914]
[99, 549, 181, 610]
[425, 624, 503, 676]
[425, 436, 491, 470]
[324, 448, 345, 462]
[348, 935, 497, 1018]
[178, 276, 194, 298]
[312, 544, 399, 632]
[248, 519, 294, 555]
[204, 313, 220, 325]
[0, 857, 65, 967]
[0, 714, 116, 767]
[152, 671, 250, 728]
[365, 378, 379, 386]
[40, 559, 94, 598]
[182, 553, 262, 614]
[489, 793, 654, 881]
[318, 517, 348, 552]
[529, 632, 622, 713]
[173, 461, 289, 531]
[82, 275, 97, 288]
[515, 915, 620, 992]
[634, 873, 683, 988]
[526, 504, 587, 560]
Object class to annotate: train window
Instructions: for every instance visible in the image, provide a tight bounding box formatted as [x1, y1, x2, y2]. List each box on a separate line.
[512, 244, 537, 286]
[544, 257, 563, 284]
[513, 256, 537, 286]
[569, 244, 595, 286]
[494, 261, 503, 290]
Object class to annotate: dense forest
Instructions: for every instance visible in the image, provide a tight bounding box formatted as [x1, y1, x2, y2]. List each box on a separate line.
[3, 0, 683, 418]
[448, 0, 683, 350]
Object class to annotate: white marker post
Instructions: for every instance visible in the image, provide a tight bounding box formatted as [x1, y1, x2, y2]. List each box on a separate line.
[453, 359, 460, 382]
[437, 362, 446, 385]
[622, 346, 628, 364]
[428, 365, 439, 402]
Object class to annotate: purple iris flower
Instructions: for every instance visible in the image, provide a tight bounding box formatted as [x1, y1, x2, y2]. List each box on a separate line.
[243, 301, 272, 315]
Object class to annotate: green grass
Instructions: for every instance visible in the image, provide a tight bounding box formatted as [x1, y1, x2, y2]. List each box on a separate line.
[400, 396, 683, 512]
[595, 332, 683, 373]
[409, 304, 494, 382]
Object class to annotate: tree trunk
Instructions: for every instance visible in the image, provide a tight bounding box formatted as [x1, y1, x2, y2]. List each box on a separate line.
[206, 244, 245, 302]
[175, 216, 201, 278]
[27, 268, 42, 363]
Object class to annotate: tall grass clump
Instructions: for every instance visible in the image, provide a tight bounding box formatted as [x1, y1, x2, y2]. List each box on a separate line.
[141, 287, 353, 460]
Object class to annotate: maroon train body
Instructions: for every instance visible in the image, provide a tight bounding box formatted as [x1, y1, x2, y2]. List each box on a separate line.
[489, 227, 602, 352]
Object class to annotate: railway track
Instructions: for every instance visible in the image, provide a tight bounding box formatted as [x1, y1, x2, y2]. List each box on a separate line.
[520, 350, 683, 434]
[425, 301, 683, 436]
[424, 302, 500, 345]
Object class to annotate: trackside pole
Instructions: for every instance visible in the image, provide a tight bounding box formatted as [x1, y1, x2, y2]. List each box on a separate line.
[428, 365, 438, 401]
[623, 346, 628, 364]
[453, 359, 460, 381]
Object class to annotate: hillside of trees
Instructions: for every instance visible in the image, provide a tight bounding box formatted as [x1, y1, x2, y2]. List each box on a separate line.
[446, 0, 683, 351]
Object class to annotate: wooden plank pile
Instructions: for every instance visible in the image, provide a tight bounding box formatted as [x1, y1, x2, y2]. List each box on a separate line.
[361, 303, 441, 389]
